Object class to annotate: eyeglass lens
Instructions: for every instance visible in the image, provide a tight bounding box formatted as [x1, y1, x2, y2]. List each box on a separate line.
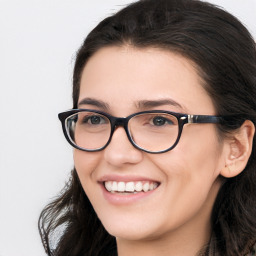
[65, 111, 179, 152]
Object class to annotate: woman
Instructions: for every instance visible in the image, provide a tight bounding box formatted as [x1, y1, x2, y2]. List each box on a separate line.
[39, 0, 256, 255]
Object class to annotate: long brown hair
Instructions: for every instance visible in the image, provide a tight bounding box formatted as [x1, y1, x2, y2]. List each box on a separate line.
[39, 0, 256, 255]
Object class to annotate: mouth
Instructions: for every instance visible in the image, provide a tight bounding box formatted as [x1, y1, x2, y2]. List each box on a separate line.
[104, 181, 159, 194]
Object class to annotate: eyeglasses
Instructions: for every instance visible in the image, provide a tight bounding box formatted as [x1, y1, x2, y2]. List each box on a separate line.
[58, 109, 224, 154]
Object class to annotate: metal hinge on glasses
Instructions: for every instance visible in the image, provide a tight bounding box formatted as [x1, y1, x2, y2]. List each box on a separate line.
[181, 115, 194, 123]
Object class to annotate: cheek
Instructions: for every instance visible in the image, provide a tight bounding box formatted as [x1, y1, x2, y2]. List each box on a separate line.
[157, 126, 222, 172]
[178, 125, 224, 175]
[151, 126, 224, 211]
[73, 150, 101, 187]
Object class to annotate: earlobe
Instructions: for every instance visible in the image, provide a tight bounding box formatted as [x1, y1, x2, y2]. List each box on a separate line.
[220, 120, 255, 178]
[221, 162, 240, 178]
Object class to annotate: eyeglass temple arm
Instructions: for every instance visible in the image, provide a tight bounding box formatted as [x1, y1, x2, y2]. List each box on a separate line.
[183, 114, 221, 124]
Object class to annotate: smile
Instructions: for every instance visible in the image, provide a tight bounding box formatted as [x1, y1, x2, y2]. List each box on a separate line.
[104, 181, 159, 193]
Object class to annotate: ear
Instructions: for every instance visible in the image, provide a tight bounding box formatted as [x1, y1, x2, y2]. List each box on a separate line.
[220, 120, 255, 178]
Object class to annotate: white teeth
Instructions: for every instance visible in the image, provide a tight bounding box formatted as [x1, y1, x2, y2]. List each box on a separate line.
[104, 181, 159, 193]
[105, 181, 112, 192]
[112, 181, 118, 191]
[135, 182, 143, 192]
[143, 182, 149, 192]
[126, 182, 135, 192]
[117, 182, 125, 192]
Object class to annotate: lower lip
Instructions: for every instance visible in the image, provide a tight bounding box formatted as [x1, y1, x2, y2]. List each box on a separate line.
[100, 183, 159, 205]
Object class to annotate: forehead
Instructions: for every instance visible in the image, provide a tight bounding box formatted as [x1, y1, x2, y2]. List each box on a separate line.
[79, 46, 215, 115]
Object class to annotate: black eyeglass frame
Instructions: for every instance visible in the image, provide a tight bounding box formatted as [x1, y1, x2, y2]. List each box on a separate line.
[58, 109, 225, 154]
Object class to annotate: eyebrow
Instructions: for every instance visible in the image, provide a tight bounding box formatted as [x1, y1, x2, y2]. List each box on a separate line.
[78, 97, 110, 110]
[136, 99, 184, 110]
[78, 97, 185, 111]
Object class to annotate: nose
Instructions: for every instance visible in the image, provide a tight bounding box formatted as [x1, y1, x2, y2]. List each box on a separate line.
[103, 127, 143, 167]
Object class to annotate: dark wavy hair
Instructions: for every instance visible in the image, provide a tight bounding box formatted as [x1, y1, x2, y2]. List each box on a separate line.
[39, 0, 256, 255]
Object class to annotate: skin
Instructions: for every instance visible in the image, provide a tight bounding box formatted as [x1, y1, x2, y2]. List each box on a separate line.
[73, 46, 249, 256]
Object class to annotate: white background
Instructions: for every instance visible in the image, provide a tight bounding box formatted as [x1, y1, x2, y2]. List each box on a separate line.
[0, 1, 255, 255]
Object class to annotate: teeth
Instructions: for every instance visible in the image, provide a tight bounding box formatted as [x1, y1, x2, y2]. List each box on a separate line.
[135, 181, 143, 192]
[105, 181, 112, 192]
[143, 182, 149, 192]
[112, 181, 118, 191]
[117, 182, 125, 192]
[126, 182, 135, 192]
[104, 181, 159, 193]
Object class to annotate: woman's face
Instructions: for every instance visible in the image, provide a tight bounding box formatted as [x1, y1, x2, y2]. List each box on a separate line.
[74, 46, 227, 242]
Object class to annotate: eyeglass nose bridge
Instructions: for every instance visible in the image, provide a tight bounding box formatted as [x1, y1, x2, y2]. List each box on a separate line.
[108, 116, 132, 143]
[114, 117, 127, 127]
[111, 117, 130, 134]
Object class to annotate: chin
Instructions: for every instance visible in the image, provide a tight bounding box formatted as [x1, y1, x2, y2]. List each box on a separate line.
[106, 226, 156, 241]
[99, 214, 164, 241]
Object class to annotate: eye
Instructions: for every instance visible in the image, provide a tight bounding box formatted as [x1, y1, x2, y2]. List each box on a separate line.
[85, 115, 106, 125]
[90, 115, 101, 124]
[77, 114, 108, 126]
[152, 116, 174, 126]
